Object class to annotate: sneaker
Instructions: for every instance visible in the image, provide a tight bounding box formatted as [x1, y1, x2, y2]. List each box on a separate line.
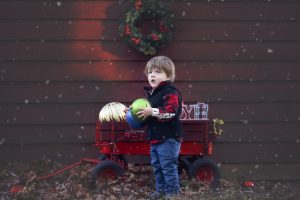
[149, 191, 164, 200]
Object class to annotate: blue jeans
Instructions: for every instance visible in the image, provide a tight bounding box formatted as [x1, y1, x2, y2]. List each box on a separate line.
[150, 138, 181, 195]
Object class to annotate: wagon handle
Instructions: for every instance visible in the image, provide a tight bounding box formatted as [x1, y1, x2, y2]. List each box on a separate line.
[36, 158, 99, 180]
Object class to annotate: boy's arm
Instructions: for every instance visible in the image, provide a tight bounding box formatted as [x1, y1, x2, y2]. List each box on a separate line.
[152, 93, 179, 120]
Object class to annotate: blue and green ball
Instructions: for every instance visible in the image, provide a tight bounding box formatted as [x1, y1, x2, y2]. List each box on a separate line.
[126, 98, 151, 128]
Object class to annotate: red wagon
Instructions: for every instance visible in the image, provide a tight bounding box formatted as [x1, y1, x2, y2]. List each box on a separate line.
[10, 103, 222, 194]
[92, 118, 221, 185]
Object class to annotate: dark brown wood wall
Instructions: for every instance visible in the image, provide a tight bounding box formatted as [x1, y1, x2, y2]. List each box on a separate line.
[1, 0, 300, 180]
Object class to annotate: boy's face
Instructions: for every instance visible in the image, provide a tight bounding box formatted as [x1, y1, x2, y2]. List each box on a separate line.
[147, 67, 169, 89]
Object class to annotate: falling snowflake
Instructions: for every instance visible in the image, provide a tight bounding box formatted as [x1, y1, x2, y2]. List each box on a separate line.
[267, 48, 274, 54]
[0, 138, 5, 145]
[56, 1, 62, 7]
[231, 168, 238, 173]
[268, 31, 275, 36]
[241, 119, 248, 124]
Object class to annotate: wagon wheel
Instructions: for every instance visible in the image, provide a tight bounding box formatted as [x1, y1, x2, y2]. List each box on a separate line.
[93, 160, 124, 179]
[99, 154, 128, 169]
[188, 158, 220, 186]
[92, 160, 124, 181]
[178, 159, 184, 175]
[178, 155, 200, 175]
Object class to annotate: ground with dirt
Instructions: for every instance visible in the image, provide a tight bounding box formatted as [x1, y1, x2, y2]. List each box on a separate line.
[0, 159, 299, 200]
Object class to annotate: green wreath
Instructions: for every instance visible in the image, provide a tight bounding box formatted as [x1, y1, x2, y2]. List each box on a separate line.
[119, 0, 174, 56]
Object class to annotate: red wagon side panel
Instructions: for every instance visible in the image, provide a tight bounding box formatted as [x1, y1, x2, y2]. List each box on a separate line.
[96, 119, 214, 156]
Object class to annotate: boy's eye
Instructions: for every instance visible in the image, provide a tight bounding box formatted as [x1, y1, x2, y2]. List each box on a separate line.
[148, 69, 160, 75]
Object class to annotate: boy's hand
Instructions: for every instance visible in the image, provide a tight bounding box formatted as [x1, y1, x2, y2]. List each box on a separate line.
[136, 106, 152, 120]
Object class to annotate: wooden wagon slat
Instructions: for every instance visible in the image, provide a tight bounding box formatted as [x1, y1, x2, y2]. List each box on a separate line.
[1, 61, 300, 82]
[0, 103, 299, 124]
[1, 123, 300, 144]
[220, 163, 300, 180]
[1, 143, 299, 164]
[0, 1, 299, 20]
[1, 20, 300, 41]
[0, 81, 299, 103]
[1, 41, 300, 61]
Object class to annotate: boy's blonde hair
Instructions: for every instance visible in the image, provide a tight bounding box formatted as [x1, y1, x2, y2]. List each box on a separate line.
[144, 56, 175, 82]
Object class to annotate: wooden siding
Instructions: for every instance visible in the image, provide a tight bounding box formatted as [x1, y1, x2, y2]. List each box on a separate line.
[0, 0, 300, 180]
